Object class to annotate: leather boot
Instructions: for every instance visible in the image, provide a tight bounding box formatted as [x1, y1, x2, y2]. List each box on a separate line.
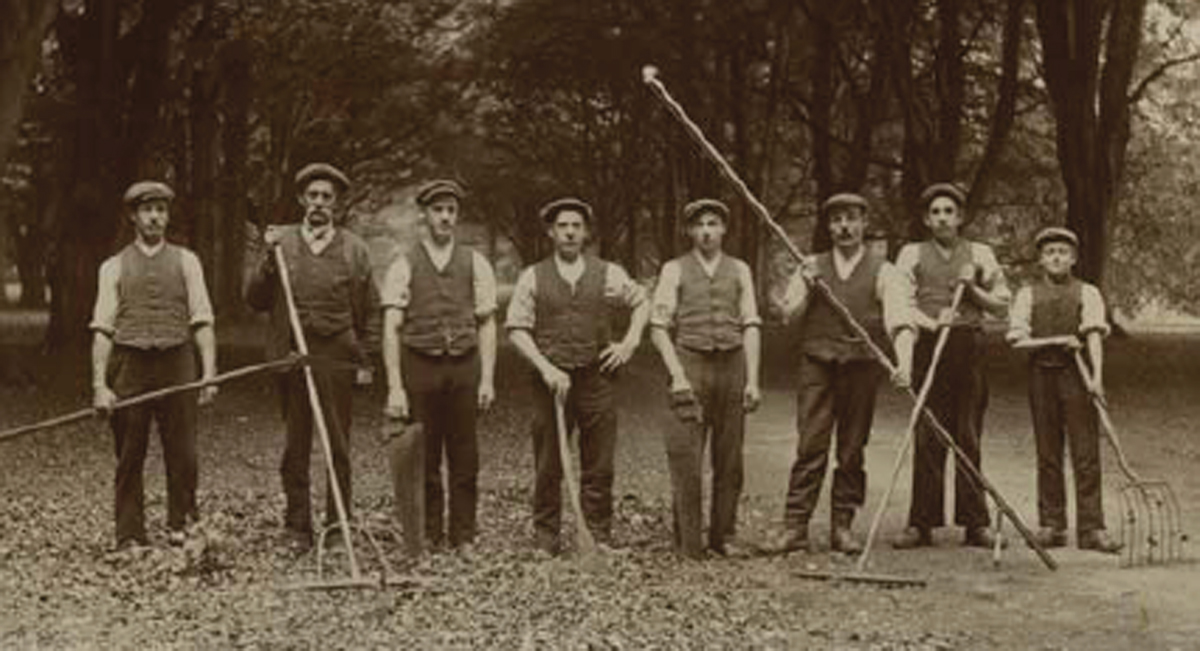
[830, 511, 863, 555]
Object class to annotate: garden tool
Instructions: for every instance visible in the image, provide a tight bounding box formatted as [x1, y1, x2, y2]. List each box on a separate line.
[555, 393, 598, 557]
[385, 417, 426, 559]
[1074, 350, 1186, 566]
[644, 65, 1056, 585]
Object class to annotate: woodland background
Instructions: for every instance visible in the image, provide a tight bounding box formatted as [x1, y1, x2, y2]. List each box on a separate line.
[2, 0, 1200, 346]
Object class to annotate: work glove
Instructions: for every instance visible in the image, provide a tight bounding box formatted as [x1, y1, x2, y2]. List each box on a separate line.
[669, 387, 703, 424]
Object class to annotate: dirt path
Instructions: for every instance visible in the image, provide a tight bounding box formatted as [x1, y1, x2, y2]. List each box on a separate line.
[1, 332, 1197, 648]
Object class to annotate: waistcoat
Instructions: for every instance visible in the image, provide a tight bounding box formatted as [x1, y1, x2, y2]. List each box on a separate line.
[533, 256, 612, 369]
[799, 251, 887, 362]
[403, 244, 477, 356]
[674, 253, 743, 352]
[914, 240, 982, 327]
[113, 244, 191, 349]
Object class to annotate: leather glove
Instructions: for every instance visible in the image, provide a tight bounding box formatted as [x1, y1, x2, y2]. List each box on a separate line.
[669, 388, 703, 424]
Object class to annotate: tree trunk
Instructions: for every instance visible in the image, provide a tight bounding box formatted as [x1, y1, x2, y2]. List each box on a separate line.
[0, 0, 58, 172]
[809, 8, 835, 252]
[218, 39, 251, 318]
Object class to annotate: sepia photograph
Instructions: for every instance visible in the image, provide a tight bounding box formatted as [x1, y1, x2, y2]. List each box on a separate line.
[1, 0, 1197, 648]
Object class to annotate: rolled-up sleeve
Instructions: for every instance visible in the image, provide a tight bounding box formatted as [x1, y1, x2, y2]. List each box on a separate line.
[649, 260, 682, 328]
[180, 250, 215, 327]
[505, 267, 538, 331]
[604, 262, 646, 309]
[380, 255, 412, 311]
[735, 259, 762, 328]
[1005, 286, 1033, 343]
[472, 252, 499, 318]
[877, 261, 913, 339]
[89, 256, 121, 336]
[1080, 283, 1111, 337]
[893, 244, 921, 315]
[971, 242, 1012, 305]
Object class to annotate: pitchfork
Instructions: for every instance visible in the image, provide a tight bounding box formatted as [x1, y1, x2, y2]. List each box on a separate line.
[1073, 350, 1187, 566]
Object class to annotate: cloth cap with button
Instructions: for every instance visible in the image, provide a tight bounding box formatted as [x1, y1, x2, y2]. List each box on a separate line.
[821, 192, 869, 215]
[123, 181, 175, 206]
[539, 197, 593, 224]
[294, 162, 350, 193]
[416, 179, 465, 207]
[682, 198, 730, 225]
[1034, 226, 1078, 250]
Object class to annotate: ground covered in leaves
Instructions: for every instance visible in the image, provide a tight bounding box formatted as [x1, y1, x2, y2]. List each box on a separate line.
[2, 328, 1199, 649]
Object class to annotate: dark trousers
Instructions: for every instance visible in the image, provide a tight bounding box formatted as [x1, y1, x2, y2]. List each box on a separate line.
[665, 348, 746, 556]
[531, 364, 616, 543]
[277, 333, 355, 534]
[908, 328, 990, 529]
[1029, 362, 1105, 533]
[402, 347, 480, 547]
[108, 344, 198, 543]
[785, 355, 882, 530]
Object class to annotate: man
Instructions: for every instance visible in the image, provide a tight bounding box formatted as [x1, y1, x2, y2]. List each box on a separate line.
[1007, 226, 1121, 553]
[505, 197, 649, 555]
[649, 199, 761, 559]
[246, 162, 379, 552]
[776, 193, 915, 554]
[91, 181, 217, 549]
[381, 179, 498, 550]
[893, 182, 1010, 549]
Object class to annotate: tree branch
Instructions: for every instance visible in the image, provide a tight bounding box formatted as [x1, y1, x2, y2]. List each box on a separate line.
[1128, 52, 1200, 104]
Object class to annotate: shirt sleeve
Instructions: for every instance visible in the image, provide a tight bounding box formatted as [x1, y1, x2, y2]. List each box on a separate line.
[472, 251, 499, 318]
[380, 255, 412, 311]
[971, 242, 1012, 304]
[180, 250, 215, 327]
[649, 260, 682, 328]
[1079, 283, 1111, 337]
[505, 267, 538, 331]
[1006, 286, 1033, 343]
[604, 262, 646, 309]
[778, 269, 810, 320]
[877, 261, 914, 338]
[735, 259, 762, 328]
[88, 256, 122, 336]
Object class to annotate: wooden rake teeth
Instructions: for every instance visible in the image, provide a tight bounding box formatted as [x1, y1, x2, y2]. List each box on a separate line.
[1118, 480, 1186, 567]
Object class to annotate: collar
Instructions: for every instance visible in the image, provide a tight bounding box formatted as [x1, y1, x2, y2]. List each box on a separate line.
[831, 246, 865, 280]
[134, 239, 166, 257]
[302, 222, 335, 243]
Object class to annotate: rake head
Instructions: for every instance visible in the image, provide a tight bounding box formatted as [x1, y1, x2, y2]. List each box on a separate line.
[1115, 478, 1187, 567]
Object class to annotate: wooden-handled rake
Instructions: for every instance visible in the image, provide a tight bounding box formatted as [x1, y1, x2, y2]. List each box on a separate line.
[1073, 351, 1187, 566]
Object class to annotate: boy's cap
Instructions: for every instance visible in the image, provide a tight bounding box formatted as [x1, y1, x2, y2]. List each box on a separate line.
[539, 197, 593, 224]
[123, 181, 175, 206]
[822, 192, 869, 214]
[416, 179, 465, 207]
[919, 182, 967, 208]
[682, 199, 729, 224]
[1034, 226, 1079, 250]
[294, 163, 350, 192]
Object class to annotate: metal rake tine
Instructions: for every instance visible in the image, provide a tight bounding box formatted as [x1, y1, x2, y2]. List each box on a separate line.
[1118, 488, 1135, 567]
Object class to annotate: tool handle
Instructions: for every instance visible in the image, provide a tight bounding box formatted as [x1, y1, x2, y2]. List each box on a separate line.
[273, 245, 361, 578]
[555, 394, 597, 554]
[1072, 350, 1140, 482]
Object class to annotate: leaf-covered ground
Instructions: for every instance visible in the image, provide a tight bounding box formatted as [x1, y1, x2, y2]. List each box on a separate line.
[2, 331, 1199, 649]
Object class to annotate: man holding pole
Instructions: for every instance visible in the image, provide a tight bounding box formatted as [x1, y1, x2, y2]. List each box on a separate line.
[776, 193, 915, 554]
[505, 198, 649, 555]
[892, 183, 1010, 550]
[381, 179, 498, 551]
[91, 181, 218, 550]
[649, 198, 761, 559]
[246, 163, 379, 553]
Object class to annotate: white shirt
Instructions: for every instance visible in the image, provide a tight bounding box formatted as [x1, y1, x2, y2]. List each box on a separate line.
[650, 250, 762, 329]
[379, 240, 499, 318]
[89, 241, 215, 335]
[1006, 278, 1110, 342]
[777, 247, 913, 338]
[505, 255, 645, 331]
[301, 223, 336, 255]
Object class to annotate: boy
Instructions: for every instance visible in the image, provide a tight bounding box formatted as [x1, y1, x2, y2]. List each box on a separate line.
[893, 183, 1010, 549]
[649, 198, 761, 558]
[1006, 226, 1121, 553]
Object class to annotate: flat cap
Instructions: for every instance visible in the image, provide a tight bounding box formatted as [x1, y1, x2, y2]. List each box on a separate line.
[822, 192, 869, 214]
[1034, 226, 1078, 250]
[919, 182, 967, 207]
[682, 199, 730, 224]
[294, 162, 350, 192]
[416, 179, 465, 207]
[539, 197, 593, 224]
[123, 181, 175, 206]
